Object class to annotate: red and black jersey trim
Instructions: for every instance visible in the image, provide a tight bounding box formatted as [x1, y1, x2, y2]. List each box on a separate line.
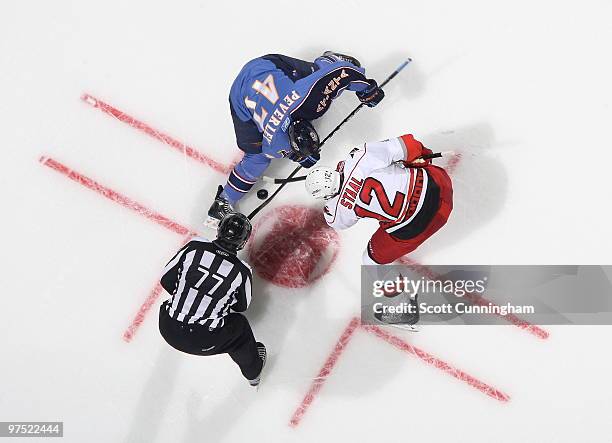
[388, 172, 441, 240]
[366, 239, 384, 264]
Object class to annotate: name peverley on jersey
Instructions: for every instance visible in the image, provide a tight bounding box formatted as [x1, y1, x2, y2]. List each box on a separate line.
[323, 136, 429, 233]
[231, 57, 371, 159]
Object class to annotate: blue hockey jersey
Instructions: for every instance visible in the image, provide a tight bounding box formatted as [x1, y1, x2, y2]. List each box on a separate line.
[229, 54, 372, 159]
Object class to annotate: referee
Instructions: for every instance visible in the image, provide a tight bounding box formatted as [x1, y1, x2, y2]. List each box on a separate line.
[158, 212, 266, 386]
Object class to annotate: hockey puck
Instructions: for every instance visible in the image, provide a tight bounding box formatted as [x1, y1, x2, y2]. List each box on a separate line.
[257, 189, 269, 200]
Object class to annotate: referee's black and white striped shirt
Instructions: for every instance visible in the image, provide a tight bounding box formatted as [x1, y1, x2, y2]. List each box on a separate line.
[160, 237, 252, 329]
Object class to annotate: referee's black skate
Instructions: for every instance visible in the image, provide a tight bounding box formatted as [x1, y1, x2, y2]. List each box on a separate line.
[248, 342, 267, 387]
[205, 185, 234, 229]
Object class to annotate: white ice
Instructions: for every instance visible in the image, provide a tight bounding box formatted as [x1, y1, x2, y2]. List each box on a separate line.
[1, 0, 612, 441]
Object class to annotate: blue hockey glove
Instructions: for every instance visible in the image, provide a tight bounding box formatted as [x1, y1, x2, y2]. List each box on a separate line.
[299, 152, 320, 168]
[287, 150, 320, 168]
[356, 79, 385, 107]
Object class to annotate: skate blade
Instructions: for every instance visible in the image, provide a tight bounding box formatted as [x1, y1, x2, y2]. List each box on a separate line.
[388, 324, 420, 332]
[203, 216, 220, 230]
[254, 367, 266, 391]
[248, 376, 262, 390]
[252, 353, 268, 390]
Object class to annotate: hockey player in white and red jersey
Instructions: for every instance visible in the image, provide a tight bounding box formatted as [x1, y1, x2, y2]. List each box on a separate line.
[304, 134, 453, 264]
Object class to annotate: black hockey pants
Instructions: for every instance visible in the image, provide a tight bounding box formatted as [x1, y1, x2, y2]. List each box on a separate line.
[158, 303, 263, 380]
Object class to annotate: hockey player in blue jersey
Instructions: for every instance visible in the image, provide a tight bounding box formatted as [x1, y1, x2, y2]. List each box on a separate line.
[207, 51, 385, 223]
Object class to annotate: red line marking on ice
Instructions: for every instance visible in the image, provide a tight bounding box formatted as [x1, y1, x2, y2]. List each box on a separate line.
[464, 292, 549, 340]
[81, 93, 236, 175]
[123, 233, 194, 342]
[40, 156, 194, 236]
[40, 156, 197, 342]
[123, 283, 164, 342]
[289, 317, 361, 428]
[398, 257, 550, 340]
[361, 324, 510, 403]
[289, 317, 510, 427]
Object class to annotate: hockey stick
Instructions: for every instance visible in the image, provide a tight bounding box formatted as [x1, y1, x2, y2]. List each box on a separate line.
[247, 58, 413, 220]
[261, 151, 449, 185]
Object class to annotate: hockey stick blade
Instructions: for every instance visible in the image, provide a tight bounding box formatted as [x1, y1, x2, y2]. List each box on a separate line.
[260, 175, 307, 185]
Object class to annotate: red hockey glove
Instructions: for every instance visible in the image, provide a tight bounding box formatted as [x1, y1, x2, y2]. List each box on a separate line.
[399, 134, 432, 167]
[406, 147, 433, 167]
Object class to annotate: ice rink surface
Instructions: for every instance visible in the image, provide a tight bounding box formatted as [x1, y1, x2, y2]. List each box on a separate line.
[2, 0, 612, 441]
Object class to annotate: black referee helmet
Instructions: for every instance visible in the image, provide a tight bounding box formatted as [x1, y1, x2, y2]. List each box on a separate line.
[216, 212, 252, 252]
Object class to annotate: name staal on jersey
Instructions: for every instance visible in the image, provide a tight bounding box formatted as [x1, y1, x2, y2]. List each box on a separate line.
[323, 135, 432, 235]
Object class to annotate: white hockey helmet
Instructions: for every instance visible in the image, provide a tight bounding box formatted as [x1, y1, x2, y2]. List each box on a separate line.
[305, 166, 342, 200]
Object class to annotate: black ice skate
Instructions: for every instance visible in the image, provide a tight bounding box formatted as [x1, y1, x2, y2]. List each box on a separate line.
[205, 185, 234, 229]
[248, 342, 267, 387]
[374, 294, 420, 332]
[322, 50, 361, 67]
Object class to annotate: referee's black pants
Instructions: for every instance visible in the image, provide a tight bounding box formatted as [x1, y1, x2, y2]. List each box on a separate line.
[158, 304, 263, 381]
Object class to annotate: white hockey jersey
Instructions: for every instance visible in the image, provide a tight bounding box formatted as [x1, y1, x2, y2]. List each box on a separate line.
[323, 135, 431, 235]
